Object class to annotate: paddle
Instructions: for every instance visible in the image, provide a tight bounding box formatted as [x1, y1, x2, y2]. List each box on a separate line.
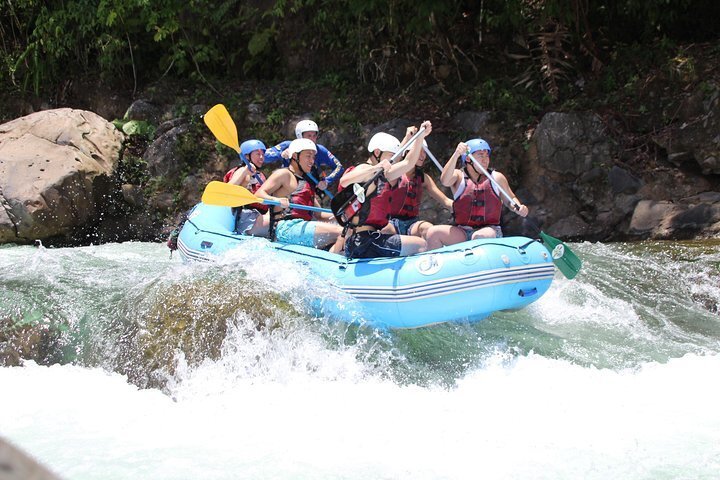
[202, 181, 333, 215]
[423, 145, 445, 172]
[204, 104, 265, 186]
[204, 104, 335, 199]
[465, 151, 582, 279]
[331, 127, 426, 226]
[305, 169, 334, 199]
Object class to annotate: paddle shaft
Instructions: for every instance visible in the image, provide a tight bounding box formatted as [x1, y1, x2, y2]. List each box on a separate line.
[238, 154, 265, 186]
[202, 181, 332, 214]
[304, 170, 334, 199]
[423, 145, 445, 172]
[465, 152, 520, 211]
[263, 198, 332, 214]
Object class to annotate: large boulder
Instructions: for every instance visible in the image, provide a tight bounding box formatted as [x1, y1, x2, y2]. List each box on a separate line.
[652, 84, 720, 175]
[628, 193, 720, 239]
[525, 112, 618, 238]
[0, 108, 124, 244]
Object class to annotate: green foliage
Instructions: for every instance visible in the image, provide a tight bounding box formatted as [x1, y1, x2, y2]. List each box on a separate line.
[116, 154, 150, 186]
[1, 0, 718, 101]
[123, 120, 156, 137]
[470, 78, 543, 116]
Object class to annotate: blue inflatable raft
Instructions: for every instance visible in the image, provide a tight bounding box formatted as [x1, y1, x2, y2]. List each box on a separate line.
[176, 203, 556, 329]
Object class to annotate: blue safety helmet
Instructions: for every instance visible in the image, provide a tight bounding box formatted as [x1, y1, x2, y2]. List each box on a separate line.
[461, 138, 491, 163]
[240, 139, 266, 160]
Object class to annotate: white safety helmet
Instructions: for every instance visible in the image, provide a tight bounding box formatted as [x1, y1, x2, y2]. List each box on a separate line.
[367, 132, 401, 154]
[287, 138, 317, 156]
[295, 119, 319, 139]
[404, 139, 428, 152]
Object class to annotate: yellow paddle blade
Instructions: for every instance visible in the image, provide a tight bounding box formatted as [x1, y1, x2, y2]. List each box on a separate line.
[201, 181, 262, 207]
[203, 104, 240, 152]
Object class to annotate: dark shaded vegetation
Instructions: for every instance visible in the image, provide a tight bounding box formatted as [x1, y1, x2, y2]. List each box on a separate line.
[2, 0, 719, 118]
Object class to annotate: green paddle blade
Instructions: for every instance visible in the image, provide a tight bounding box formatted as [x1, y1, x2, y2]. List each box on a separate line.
[538, 231, 583, 279]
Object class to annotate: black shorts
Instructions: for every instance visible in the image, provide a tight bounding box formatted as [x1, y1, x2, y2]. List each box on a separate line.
[345, 230, 402, 259]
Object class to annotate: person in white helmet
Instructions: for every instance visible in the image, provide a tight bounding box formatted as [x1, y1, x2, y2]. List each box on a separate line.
[336, 121, 432, 259]
[255, 138, 344, 253]
[264, 119, 344, 192]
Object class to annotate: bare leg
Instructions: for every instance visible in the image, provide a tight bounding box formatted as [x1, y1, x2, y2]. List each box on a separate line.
[425, 225, 466, 250]
[399, 235, 427, 256]
[471, 226, 498, 239]
[380, 223, 397, 234]
[328, 234, 346, 254]
[247, 212, 270, 236]
[313, 222, 343, 249]
[409, 220, 433, 239]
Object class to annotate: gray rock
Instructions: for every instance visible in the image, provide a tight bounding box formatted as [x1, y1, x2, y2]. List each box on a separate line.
[608, 166, 642, 194]
[143, 123, 190, 178]
[0, 109, 124, 243]
[0, 436, 63, 480]
[628, 200, 679, 237]
[124, 99, 161, 123]
[121, 184, 144, 207]
[533, 112, 614, 176]
[452, 111, 492, 134]
[546, 214, 589, 238]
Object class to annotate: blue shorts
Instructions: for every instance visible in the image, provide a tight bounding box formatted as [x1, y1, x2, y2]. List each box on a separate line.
[345, 230, 402, 259]
[234, 208, 261, 235]
[275, 218, 317, 247]
[389, 217, 420, 236]
[458, 224, 503, 240]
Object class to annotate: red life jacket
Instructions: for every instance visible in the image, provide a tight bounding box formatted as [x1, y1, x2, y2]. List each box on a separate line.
[246, 172, 268, 213]
[388, 170, 424, 219]
[338, 165, 392, 229]
[452, 172, 502, 227]
[224, 167, 268, 213]
[223, 166, 238, 183]
[285, 172, 316, 221]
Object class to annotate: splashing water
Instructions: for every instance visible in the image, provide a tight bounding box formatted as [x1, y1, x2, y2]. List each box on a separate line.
[1, 240, 719, 479]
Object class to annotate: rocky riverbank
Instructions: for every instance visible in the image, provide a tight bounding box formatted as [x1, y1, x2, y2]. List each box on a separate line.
[1, 48, 719, 246]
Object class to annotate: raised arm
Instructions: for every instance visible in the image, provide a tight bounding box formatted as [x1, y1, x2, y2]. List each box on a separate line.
[385, 121, 432, 182]
[440, 142, 466, 190]
[263, 141, 291, 167]
[339, 163, 384, 188]
[227, 166, 252, 187]
[424, 173, 453, 210]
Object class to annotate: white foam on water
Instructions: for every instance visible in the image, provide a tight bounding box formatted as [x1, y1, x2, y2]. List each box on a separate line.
[2, 352, 719, 480]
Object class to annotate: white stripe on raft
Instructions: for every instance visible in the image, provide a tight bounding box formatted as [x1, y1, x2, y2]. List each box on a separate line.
[178, 239, 554, 303]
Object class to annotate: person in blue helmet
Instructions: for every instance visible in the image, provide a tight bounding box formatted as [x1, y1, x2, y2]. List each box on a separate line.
[425, 138, 529, 250]
[264, 119, 344, 193]
[222, 139, 271, 235]
[224, 139, 267, 194]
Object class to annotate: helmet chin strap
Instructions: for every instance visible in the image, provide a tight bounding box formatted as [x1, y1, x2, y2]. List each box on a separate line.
[466, 158, 487, 180]
[290, 155, 308, 175]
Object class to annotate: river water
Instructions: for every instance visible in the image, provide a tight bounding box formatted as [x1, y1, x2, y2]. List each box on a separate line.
[1, 240, 719, 479]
